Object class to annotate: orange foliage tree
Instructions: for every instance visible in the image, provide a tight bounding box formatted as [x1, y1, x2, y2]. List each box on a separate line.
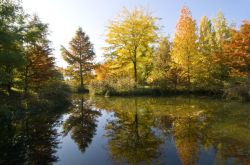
[171, 6, 198, 91]
[223, 20, 250, 78]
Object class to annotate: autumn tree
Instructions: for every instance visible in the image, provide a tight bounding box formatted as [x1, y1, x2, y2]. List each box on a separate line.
[147, 37, 171, 88]
[22, 15, 55, 94]
[224, 20, 250, 78]
[171, 6, 198, 92]
[222, 21, 250, 101]
[104, 7, 159, 88]
[197, 16, 217, 90]
[213, 12, 231, 48]
[95, 62, 114, 81]
[61, 27, 95, 91]
[212, 12, 231, 88]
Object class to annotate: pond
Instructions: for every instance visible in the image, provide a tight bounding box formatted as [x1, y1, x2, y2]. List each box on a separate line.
[0, 95, 250, 165]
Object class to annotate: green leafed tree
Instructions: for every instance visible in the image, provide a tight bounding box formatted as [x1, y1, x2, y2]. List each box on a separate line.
[147, 37, 171, 88]
[61, 27, 95, 91]
[104, 7, 159, 87]
[212, 11, 231, 89]
[197, 16, 217, 90]
[0, 0, 25, 93]
[23, 15, 55, 94]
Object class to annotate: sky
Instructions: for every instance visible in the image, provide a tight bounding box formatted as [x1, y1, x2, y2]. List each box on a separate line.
[22, 0, 250, 67]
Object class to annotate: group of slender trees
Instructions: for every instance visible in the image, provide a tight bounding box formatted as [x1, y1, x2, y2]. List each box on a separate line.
[90, 6, 250, 99]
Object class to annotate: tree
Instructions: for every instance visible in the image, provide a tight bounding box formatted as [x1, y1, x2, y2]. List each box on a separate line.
[0, 0, 25, 93]
[212, 11, 231, 89]
[147, 37, 171, 88]
[197, 16, 217, 90]
[22, 15, 55, 94]
[61, 27, 95, 91]
[104, 7, 159, 87]
[222, 21, 250, 101]
[223, 20, 250, 78]
[171, 6, 198, 92]
[213, 12, 231, 48]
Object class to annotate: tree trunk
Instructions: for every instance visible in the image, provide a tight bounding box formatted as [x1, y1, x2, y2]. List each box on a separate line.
[133, 61, 137, 88]
[6, 66, 12, 94]
[174, 81, 177, 94]
[80, 97, 84, 120]
[7, 83, 11, 94]
[133, 46, 138, 88]
[187, 54, 191, 94]
[24, 66, 28, 95]
[134, 99, 140, 144]
[80, 64, 83, 89]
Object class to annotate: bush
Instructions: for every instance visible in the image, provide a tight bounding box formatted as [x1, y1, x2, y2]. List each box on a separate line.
[89, 79, 111, 95]
[38, 80, 72, 109]
[89, 77, 135, 95]
[224, 79, 250, 102]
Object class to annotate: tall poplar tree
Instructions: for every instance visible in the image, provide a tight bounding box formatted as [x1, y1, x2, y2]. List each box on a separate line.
[171, 6, 198, 92]
[198, 16, 217, 89]
[61, 27, 95, 91]
[212, 11, 231, 88]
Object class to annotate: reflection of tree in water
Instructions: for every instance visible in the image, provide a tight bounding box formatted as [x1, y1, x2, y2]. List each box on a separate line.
[94, 96, 250, 165]
[201, 102, 250, 165]
[173, 117, 201, 165]
[102, 99, 163, 165]
[0, 105, 63, 165]
[170, 100, 250, 165]
[166, 99, 203, 165]
[21, 112, 61, 164]
[63, 95, 101, 152]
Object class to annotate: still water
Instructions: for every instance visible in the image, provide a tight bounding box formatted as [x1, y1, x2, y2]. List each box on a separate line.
[1, 95, 250, 165]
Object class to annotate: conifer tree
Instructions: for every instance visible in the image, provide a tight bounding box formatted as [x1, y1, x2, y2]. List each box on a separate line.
[171, 6, 198, 92]
[61, 27, 95, 91]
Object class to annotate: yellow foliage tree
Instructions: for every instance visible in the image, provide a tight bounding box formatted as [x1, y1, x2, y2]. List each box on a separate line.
[171, 6, 198, 92]
[104, 7, 159, 87]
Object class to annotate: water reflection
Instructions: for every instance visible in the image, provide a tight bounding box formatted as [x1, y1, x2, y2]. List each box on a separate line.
[0, 95, 249, 165]
[0, 104, 64, 164]
[104, 99, 163, 164]
[92, 96, 250, 165]
[63, 95, 101, 152]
